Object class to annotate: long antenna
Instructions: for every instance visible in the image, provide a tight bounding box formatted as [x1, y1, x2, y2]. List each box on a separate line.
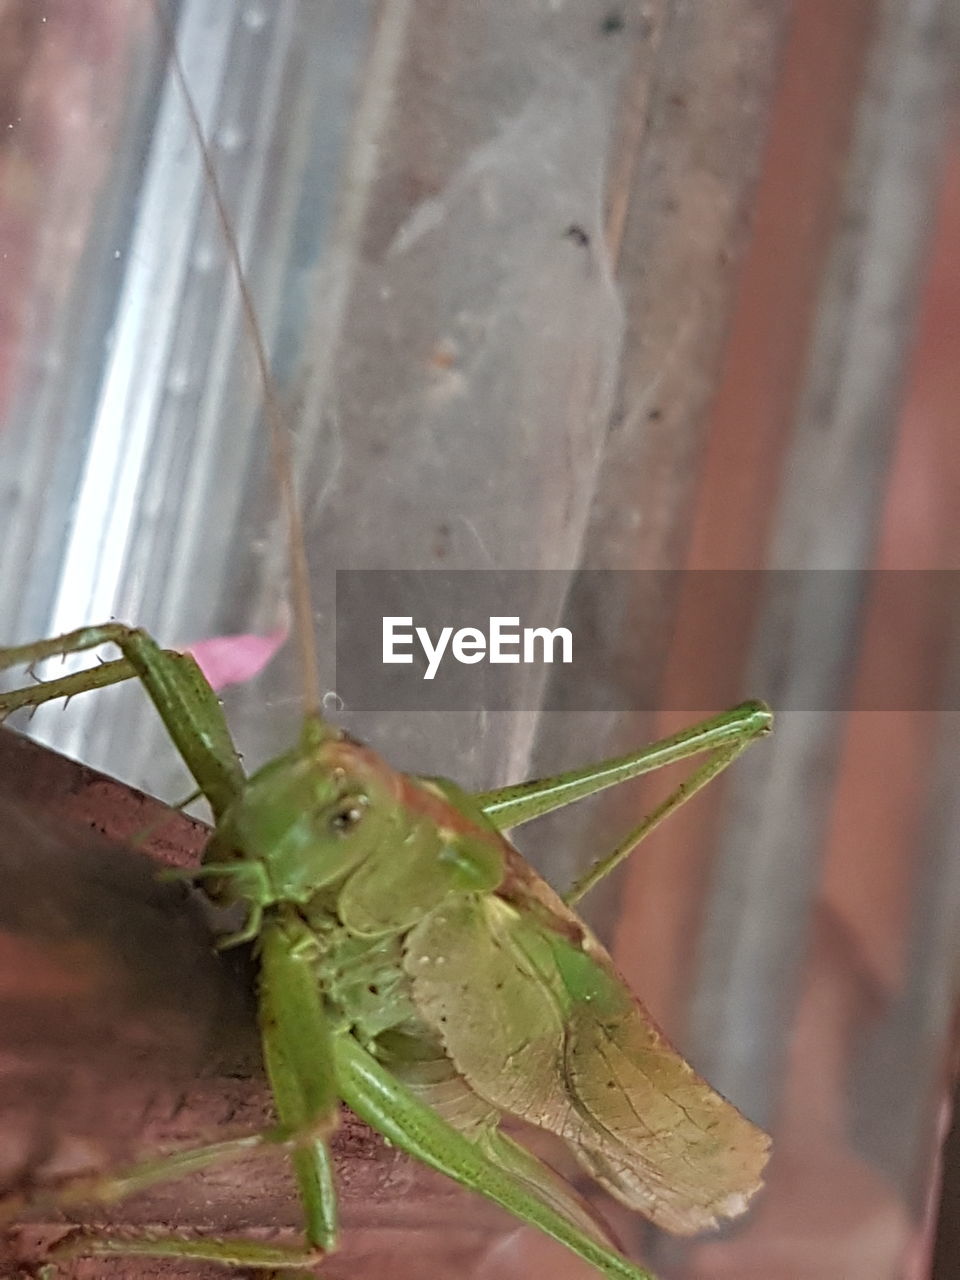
[154, 1, 322, 717]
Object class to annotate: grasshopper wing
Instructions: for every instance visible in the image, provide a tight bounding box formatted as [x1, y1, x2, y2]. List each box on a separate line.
[404, 850, 769, 1235]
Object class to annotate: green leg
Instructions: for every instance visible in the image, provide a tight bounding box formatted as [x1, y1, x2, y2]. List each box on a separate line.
[563, 739, 744, 905]
[257, 916, 341, 1254]
[48, 1229, 323, 1270]
[0, 624, 244, 818]
[476, 1128, 617, 1250]
[334, 1033, 657, 1280]
[475, 702, 771, 828]
[16, 917, 343, 1275]
[473, 702, 771, 903]
[1, 1133, 272, 1226]
[15, 1131, 324, 1271]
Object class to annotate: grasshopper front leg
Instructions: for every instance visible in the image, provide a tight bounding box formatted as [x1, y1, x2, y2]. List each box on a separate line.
[0, 624, 245, 817]
[257, 915, 341, 1256]
[34, 915, 342, 1275]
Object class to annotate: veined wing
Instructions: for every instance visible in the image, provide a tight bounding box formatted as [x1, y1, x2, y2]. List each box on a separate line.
[404, 848, 769, 1235]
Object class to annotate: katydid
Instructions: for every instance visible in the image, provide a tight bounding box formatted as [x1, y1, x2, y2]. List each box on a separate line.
[0, 6, 772, 1277]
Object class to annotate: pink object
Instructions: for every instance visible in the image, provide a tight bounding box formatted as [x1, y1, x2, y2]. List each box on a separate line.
[186, 625, 288, 692]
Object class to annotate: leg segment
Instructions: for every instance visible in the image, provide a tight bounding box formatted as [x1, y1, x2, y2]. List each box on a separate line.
[0, 624, 244, 817]
[12, 1131, 323, 1272]
[18, 983, 339, 1274]
[475, 702, 771, 830]
[476, 1127, 618, 1248]
[562, 740, 744, 904]
[472, 702, 771, 903]
[257, 917, 341, 1254]
[18, 991, 338, 1272]
[48, 1228, 323, 1270]
[1, 1133, 274, 1226]
[334, 1033, 657, 1280]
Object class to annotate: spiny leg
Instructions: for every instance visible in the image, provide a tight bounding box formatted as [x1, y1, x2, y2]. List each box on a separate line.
[257, 917, 341, 1254]
[34, 1128, 328, 1273]
[334, 1034, 657, 1280]
[0, 624, 244, 817]
[472, 702, 771, 903]
[563, 739, 744, 904]
[16, 1131, 324, 1272]
[1, 632, 290, 1269]
[49, 918, 346, 1271]
[0, 655, 134, 713]
[475, 701, 771, 830]
[475, 1127, 620, 1249]
[3, 1133, 272, 1225]
[48, 1230, 324, 1271]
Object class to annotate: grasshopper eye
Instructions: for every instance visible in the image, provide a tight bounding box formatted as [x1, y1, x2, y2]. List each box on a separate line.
[328, 795, 367, 835]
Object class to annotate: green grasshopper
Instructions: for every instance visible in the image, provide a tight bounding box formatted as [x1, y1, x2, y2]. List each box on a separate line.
[0, 8, 772, 1278]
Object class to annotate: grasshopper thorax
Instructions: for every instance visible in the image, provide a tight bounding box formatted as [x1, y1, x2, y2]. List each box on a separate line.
[206, 717, 506, 935]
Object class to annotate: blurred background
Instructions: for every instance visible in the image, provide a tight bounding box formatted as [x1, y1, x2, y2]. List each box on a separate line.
[0, 2, 957, 1277]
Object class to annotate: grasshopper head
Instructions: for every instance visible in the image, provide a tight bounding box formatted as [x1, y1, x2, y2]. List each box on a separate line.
[209, 716, 504, 928]
[209, 720, 399, 903]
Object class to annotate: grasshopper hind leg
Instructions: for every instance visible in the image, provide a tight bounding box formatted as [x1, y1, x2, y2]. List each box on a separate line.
[473, 701, 772, 904]
[334, 1034, 657, 1280]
